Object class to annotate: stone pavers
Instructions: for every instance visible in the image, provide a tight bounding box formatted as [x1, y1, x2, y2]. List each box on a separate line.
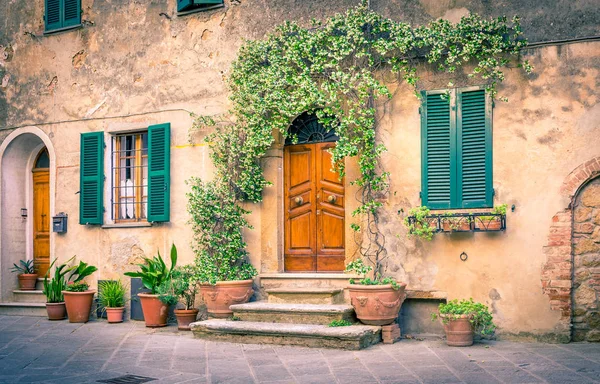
[1, 315, 599, 383]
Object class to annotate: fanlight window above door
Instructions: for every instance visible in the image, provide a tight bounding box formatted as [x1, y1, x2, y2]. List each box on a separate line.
[285, 113, 338, 145]
[34, 149, 50, 169]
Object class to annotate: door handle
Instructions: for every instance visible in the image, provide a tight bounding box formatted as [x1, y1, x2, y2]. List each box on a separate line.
[327, 195, 337, 203]
[294, 197, 303, 205]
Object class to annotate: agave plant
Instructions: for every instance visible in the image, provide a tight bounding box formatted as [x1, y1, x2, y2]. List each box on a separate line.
[10, 259, 36, 274]
[125, 244, 178, 294]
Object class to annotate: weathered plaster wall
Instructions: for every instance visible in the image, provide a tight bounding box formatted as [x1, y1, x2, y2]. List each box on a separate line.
[0, 1, 599, 339]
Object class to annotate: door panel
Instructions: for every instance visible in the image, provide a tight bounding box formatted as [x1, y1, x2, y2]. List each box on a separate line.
[33, 170, 50, 276]
[284, 143, 345, 272]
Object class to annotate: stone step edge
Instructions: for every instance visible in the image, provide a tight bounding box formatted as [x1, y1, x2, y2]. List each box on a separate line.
[265, 288, 344, 294]
[13, 290, 44, 294]
[191, 319, 380, 340]
[231, 302, 353, 314]
[259, 273, 362, 280]
[0, 302, 46, 307]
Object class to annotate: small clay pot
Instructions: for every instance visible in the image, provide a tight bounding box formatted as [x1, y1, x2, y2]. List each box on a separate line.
[201, 280, 254, 318]
[442, 314, 474, 347]
[174, 308, 199, 330]
[46, 302, 66, 320]
[18, 274, 38, 290]
[138, 293, 169, 327]
[63, 290, 96, 323]
[348, 283, 407, 326]
[105, 307, 125, 323]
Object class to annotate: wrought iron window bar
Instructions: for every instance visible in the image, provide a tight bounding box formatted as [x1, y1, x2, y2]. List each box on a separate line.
[406, 212, 506, 233]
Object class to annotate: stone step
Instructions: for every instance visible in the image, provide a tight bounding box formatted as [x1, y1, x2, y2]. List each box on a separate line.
[0, 302, 47, 317]
[259, 273, 359, 304]
[13, 290, 46, 303]
[191, 319, 381, 350]
[266, 288, 345, 304]
[231, 302, 356, 325]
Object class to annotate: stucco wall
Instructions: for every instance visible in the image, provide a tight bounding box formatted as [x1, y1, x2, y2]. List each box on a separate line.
[0, 1, 599, 339]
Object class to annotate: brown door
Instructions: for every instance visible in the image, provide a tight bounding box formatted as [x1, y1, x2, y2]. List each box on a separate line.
[33, 169, 50, 277]
[284, 142, 345, 272]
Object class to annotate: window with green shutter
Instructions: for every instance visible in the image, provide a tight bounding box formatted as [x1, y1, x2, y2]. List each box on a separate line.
[80, 132, 104, 225]
[147, 123, 171, 222]
[177, 0, 224, 14]
[45, 0, 81, 33]
[421, 86, 492, 209]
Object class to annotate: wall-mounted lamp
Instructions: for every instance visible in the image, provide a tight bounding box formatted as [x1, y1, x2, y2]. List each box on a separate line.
[20, 208, 27, 218]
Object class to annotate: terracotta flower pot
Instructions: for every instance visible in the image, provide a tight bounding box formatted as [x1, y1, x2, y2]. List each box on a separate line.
[174, 308, 199, 330]
[46, 302, 66, 320]
[106, 307, 125, 323]
[348, 282, 407, 326]
[63, 290, 96, 323]
[138, 293, 169, 327]
[18, 274, 38, 290]
[442, 314, 474, 347]
[200, 280, 254, 318]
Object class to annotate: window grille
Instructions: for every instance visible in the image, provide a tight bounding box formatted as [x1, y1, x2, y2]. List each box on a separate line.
[111, 133, 148, 222]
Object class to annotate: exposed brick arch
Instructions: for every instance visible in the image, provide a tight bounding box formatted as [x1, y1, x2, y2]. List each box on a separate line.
[541, 157, 600, 341]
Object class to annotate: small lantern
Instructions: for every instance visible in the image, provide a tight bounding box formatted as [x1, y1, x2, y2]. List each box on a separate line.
[20, 208, 27, 218]
[52, 212, 68, 233]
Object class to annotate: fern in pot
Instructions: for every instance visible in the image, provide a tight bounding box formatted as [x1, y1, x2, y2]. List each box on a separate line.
[98, 280, 127, 323]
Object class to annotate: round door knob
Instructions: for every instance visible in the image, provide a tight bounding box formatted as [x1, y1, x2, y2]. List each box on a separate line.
[327, 195, 337, 203]
[294, 197, 303, 205]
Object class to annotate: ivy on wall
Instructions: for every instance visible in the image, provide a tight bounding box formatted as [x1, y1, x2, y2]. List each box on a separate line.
[188, 2, 531, 277]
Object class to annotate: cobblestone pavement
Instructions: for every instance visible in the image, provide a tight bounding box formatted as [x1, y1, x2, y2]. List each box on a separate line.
[1, 315, 600, 384]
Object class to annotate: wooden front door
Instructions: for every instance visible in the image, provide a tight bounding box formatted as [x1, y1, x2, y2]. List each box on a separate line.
[33, 167, 50, 277]
[284, 142, 345, 272]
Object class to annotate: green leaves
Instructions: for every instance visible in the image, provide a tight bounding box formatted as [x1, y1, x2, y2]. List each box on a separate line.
[124, 244, 178, 294]
[10, 259, 35, 274]
[434, 298, 496, 337]
[98, 280, 127, 308]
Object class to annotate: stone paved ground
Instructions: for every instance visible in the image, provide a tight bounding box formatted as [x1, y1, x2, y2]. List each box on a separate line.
[1, 316, 600, 384]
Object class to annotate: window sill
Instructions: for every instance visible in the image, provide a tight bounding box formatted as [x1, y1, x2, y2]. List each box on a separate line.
[102, 222, 152, 229]
[177, 4, 225, 17]
[43, 24, 83, 36]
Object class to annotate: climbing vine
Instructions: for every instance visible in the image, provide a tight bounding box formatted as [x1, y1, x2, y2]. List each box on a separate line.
[189, 2, 531, 280]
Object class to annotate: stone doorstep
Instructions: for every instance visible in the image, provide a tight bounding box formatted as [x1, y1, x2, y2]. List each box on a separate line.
[231, 302, 356, 325]
[190, 319, 381, 350]
[0, 302, 47, 317]
[265, 287, 345, 304]
[13, 290, 46, 303]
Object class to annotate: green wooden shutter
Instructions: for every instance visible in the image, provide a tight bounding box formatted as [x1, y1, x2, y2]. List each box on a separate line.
[45, 0, 62, 31]
[421, 90, 456, 209]
[178, 0, 194, 12]
[457, 87, 492, 208]
[147, 123, 171, 222]
[79, 132, 104, 225]
[63, 0, 81, 28]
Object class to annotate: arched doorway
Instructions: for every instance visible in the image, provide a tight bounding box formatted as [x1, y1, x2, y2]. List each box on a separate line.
[283, 113, 345, 272]
[572, 176, 600, 342]
[32, 148, 50, 276]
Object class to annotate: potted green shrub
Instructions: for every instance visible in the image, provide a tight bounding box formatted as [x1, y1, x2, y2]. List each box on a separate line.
[404, 206, 436, 240]
[63, 260, 98, 323]
[475, 204, 507, 231]
[98, 280, 127, 323]
[11, 259, 38, 290]
[188, 180, 257, 318]
[157, 265, 200, 330]
[43, 258, 74, 320]
[432, 298, 496, 346]
[125, 244, 177, 327]
[345, 258, 407, 325]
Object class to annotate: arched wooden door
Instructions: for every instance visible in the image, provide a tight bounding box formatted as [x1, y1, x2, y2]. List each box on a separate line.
[32, 148, 50, 276]
[284, 114, 345, 272]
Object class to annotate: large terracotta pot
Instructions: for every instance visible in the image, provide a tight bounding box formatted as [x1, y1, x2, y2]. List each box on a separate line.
[348, 282, 407, 326]
[442, 314, 474, 347]
[106, 307, 125, 323]
[18, 274, 38, 290]
[138, 293, 169, 327]
[46, 302, 66, 320]
[174, 308, 199, 330]
[200, 280, 254, 318]
[63, 290, 96, 323]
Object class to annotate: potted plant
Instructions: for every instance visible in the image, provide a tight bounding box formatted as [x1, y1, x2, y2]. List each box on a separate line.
[43, 258, 74, 320]
[63, 260, 98, 323]
[124, 244, 177, 327]
[431, 298, 496, 347]
[475, 204, 507, 231]
[98, 280, 127, 323]
[441, 215, 472, 232]
[188, 180, 257, 318]
[11, 259, 38, 290]
[344, 258, 407, 326]
[158, 265, 200, 330]
[404, 206, 436, 240]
